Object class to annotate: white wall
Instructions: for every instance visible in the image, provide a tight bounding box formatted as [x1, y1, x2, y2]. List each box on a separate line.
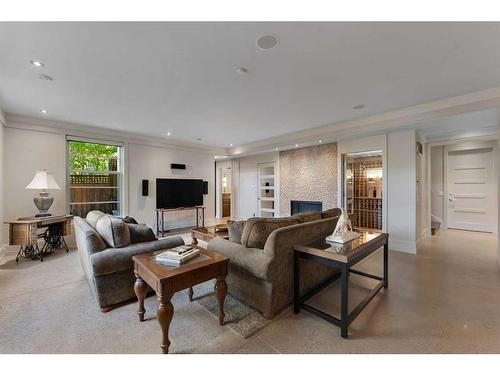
[1, 118, 216, 250]
[235, 151, 279, 220]
[0, 108, 6, 256]
[387, 130, 417, 253]
[128, 143, 215, 230]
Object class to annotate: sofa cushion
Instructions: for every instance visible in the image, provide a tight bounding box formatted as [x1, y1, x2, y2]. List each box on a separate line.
[95, 215, 131, 248]
[122, 216, 139, 224]
[86, 210, 106, 229]
[241, 217, 299, 249]
[227, 220, 245, 243]
[74, 216, 107, 255]
[90, 236, 185, 277]
[292, 211, 322, 223]
[127, 223, 157, 244]
[321, 208, 342, 219]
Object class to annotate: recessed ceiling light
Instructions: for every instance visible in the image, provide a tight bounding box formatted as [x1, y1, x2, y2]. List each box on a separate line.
[40, 109, 47, 114]
[319, 140, 323, 143]
[167, 132, 171, 136]
[38, 74, 53, 81]
[30, 60, 44, 68]
[236, 67, 248, 75]
[256, 34, 279, 50]
[295, 144, 298, 148]
[275, 148, 279, 151]
[353, 104, 365, 110]
[230, 143, 233, 147]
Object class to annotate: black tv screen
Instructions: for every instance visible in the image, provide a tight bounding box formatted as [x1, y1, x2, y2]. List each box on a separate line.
[156, 178, 204, 209]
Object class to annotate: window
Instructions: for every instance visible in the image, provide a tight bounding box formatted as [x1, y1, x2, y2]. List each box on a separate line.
[67, 139, 123, 217]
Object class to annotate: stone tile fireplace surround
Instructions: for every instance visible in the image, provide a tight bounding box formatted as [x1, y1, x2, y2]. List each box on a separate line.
[279, 143, 338, 217]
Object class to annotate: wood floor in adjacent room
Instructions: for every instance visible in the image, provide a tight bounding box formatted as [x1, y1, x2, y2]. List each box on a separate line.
[1, 230, 499, 354]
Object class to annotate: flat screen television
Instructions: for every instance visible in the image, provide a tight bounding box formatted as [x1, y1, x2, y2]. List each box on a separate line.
[156, 178, 204, 209]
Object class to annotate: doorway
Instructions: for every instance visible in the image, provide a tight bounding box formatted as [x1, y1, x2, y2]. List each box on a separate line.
[342, 151, 383, 230]
[430, 140, 497, 233]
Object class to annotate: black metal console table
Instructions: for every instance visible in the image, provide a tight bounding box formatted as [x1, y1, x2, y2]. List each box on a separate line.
[155, 206, 205, 236]
[293, 230, 388, 338]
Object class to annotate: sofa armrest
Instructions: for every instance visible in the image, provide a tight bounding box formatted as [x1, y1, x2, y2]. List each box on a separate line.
[91, 236, 185, 277]
[207, 237, 272, 280]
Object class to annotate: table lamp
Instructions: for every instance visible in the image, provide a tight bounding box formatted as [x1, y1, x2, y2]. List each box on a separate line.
[25, 170, 61, 217]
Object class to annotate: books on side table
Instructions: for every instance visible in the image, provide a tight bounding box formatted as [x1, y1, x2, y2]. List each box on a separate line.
[155, 245, 200, 266]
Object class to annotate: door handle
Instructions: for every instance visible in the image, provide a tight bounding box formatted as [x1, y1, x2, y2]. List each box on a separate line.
[448, 193, 455, 202]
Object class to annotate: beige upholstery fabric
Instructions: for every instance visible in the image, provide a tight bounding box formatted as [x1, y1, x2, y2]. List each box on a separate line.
[95, 215, 131, 248]
[208, 215, 341, 317]
[292, 211, 322, 223]
[86, 210, 106, 229]
[321, 208, 342, 219]
[241, 217, 299, 249]
[227, 220, 245, 243]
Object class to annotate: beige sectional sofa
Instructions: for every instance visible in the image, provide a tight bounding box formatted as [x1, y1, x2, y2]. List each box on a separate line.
[207, 209, 341, 319]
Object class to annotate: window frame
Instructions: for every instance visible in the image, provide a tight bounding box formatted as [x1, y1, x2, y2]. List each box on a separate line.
[66, 136, 126, 217]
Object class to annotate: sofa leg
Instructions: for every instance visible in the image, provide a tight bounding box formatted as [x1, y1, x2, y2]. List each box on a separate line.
[263, 312, 274, 320]
[100, 306, 113, 313]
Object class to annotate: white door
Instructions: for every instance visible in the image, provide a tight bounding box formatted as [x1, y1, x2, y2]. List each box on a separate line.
[257, 162, 277, 217]
[446, 146, 497, 232]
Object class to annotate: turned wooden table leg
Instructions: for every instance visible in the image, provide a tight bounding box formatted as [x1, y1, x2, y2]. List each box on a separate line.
[191, 236, 198, 246]
[157, 294, 174, 354]
[134, 274, 148, 322]
[188, 287, 194, 302]
[215, 275, 227, 325]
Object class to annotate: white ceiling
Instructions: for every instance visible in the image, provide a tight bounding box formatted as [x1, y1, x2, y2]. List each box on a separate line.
[1, 22, 500, 148]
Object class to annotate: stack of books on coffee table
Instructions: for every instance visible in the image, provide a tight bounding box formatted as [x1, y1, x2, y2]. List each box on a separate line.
[155, 245, 200, 266]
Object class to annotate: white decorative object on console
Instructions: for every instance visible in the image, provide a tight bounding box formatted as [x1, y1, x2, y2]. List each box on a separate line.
[326, 207, 360, 244]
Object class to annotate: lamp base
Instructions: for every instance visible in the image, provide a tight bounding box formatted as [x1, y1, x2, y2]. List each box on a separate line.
[35, 213, 52, 218]
[33, 192, 54, 216]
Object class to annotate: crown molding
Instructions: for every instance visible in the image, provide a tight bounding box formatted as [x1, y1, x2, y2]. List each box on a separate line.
[4, 113, 226, 156]
[226, 86, 500, 157]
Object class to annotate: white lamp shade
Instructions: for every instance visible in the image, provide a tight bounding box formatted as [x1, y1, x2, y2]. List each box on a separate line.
[25, 170, 61, 190]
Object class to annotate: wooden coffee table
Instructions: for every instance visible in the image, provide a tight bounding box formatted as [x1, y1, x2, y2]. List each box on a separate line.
[132, 247, 229, 354]
[191, 225, 228, 245]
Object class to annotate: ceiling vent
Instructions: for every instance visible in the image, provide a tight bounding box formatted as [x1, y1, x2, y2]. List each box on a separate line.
[256, 34, 279, 50]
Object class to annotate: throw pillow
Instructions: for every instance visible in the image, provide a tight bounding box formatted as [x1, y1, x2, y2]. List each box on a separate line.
[127, 223, 157, 244]
[86, 210, 105, 229]
[227, 220, 245, 243]
[241, 217, 300, 249]
[292, 211, 322, 223]
[95, 215, 131, 248]
[122, 216, 139, 224]
[321, 208, 342, 219]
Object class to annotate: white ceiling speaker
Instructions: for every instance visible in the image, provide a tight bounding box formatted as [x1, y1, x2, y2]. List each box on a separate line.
[256, 34, 279, 50]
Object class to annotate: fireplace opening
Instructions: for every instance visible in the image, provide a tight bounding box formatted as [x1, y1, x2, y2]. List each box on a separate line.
[290, 200, 323, 215]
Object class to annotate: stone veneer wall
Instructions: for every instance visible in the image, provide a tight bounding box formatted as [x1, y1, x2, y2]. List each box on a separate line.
[279, 143, 338, 216]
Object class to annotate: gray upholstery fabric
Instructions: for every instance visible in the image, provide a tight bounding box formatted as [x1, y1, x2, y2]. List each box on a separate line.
[241, 217, 299, 249]
[227, 220, 245, 243]
[95, 215, 131, 248]
[127, 223, 157, 244]
[86, 210, 105, 229]
[74, 213, 185, 308]
[321, 208, 342, 219]
[91, 237, 184, 277]
[208, 215, 340, 318]
[292, 211, 322, 223]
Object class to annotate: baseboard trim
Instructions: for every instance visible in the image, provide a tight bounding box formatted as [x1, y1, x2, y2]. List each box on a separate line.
[389, 239, 417, 254]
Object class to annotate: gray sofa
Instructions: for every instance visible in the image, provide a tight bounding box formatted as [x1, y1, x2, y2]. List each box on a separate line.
[74, 213, 184, 311]
[207, 211, 341, 319]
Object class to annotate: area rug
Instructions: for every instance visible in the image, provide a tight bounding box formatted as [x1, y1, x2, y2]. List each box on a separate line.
[188, 281, 290, 339]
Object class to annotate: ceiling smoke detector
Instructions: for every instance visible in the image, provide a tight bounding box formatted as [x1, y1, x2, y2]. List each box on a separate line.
[236, 67, 248, 75]
[256, 34, 279, 50]
[353, 104, 365, 110]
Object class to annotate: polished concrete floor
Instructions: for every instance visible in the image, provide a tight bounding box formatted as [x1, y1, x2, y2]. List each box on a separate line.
[1, 229, 499, 353]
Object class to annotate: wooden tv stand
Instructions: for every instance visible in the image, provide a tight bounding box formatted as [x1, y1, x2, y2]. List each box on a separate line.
[155, 206, 205, 236]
